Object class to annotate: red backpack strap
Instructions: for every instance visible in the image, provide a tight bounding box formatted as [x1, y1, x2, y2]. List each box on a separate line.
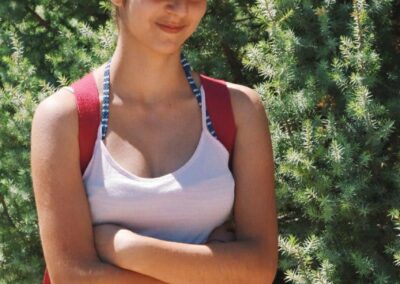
[200, 74, 237, 169]
[71, 72, 101, 174]
[42, 72, 100, 284]
[42, 269, 50, 284]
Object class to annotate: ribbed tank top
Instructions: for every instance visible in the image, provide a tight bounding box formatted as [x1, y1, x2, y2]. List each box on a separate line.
[82, 85, 235, 244]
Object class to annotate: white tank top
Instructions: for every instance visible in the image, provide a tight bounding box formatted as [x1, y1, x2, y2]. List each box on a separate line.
[82, 86, 235, 244]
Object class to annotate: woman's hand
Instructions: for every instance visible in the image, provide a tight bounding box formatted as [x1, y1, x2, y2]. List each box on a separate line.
[206, 219, 236, 244]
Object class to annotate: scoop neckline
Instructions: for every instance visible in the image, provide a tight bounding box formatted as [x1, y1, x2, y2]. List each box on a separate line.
[93, 64, 209, 182]
[98, 82, 208, 182]
[100, 127, 206, 182]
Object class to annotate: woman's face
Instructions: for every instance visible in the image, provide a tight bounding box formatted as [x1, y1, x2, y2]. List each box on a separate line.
[113, 0, 207, 54]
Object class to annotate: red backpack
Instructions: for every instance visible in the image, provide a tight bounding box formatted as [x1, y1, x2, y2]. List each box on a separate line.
[42, 72, 236, 283]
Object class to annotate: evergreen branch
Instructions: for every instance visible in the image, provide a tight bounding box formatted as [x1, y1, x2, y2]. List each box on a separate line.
[353, 0, 364, 50]
[232, 16, 255, 23]
[210, 0, 246, 83]
[352, 0, 367, 74]
[25, 6, 58, 34]
[221, 42, 246, 83]
[0, 192, 16, 229]
[7, 21, 27, 39]
[257, 0, 276, 23]
[284, 120, 294, 145]
[45, 2, 80, 34]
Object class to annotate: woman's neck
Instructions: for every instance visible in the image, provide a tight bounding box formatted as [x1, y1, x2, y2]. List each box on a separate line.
[108, 37, 192, 105]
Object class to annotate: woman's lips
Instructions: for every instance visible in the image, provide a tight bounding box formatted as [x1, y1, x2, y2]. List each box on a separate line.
[156, 23, 186, 34]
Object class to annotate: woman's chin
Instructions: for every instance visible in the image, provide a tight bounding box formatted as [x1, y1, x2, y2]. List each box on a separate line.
[150, 42, 185, 56]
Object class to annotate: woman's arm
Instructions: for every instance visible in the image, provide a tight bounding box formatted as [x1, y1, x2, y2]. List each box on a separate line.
[94, 224, 270, 284]
[94, 86, 278, 284]
[31, 89, 167, 283]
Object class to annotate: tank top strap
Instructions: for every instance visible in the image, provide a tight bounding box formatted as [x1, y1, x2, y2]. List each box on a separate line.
[180, 54, 217, 138]
[101, 59, 111, 140]
[200, 85, 207, 131]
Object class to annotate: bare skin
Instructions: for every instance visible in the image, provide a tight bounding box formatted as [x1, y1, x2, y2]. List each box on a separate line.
[90, 64, 207, 180]
[31, 0, 278, 282]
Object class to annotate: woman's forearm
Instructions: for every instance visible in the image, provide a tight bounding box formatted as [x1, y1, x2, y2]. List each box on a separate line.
[60, 259, 168, 284]
[92, 261, 168, 284]
[95, 225, 272, 284]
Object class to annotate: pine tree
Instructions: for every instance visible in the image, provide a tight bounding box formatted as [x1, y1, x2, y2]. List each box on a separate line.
[0, 32, 46, 283]
[1, 0, 400, 282]
[387, 209, 400, 270]
[245, 0, 400, 282]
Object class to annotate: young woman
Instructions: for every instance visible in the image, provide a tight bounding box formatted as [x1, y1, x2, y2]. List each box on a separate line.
[31, 0, 278, 283]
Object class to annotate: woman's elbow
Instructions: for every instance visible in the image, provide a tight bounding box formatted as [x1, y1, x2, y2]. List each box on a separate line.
[48, 260, 100, 284]
[260, 260, 278, 283]
[258, 248, 278, 283]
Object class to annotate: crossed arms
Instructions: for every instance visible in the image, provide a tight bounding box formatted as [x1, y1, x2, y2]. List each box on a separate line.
[31, 86, 278, 283]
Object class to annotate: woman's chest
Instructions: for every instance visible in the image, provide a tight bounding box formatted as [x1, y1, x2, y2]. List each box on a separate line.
[82, 139, 235, 243]
[103, 99, 203, 179]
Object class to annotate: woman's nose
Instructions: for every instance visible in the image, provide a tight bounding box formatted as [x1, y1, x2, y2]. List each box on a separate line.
[166, 0, 189, 16]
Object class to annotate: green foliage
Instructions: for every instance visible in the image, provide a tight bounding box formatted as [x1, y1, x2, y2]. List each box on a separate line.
[387, 209, 400, 268]
[245, 0, 400, 282]
[0, 0, 399, 283]
[0, 33, 46, 283]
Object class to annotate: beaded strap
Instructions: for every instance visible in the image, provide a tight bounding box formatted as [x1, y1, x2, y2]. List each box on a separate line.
[101, 59, 111, 140]
[180, 54, 217, 138]
[101, 54, 217, 140]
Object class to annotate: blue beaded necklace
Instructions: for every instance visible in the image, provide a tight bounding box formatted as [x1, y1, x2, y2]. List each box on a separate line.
[101, 53, 217, 140]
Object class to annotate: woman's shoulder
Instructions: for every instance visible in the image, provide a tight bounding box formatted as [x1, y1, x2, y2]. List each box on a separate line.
[225, 81, 266, 130]
[225, 81, 262, 108]
[193, 70, 265, 129]
[33, 62, 106, 133]
[32, 87, 78, 141]
[193, 71, 264, 127]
